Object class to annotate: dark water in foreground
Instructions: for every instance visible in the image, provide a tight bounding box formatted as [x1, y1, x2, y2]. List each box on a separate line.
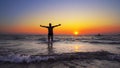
[0, 34, 120, 63]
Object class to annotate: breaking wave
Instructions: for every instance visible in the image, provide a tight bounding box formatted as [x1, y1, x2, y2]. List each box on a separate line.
[0, 51, 120, 63]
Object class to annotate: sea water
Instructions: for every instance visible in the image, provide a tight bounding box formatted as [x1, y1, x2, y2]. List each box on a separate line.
[0, 34, 120, 63]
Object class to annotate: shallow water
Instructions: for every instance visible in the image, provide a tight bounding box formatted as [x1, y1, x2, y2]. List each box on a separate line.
[0, 40, 120, 56]
[0, 35, 120, 55]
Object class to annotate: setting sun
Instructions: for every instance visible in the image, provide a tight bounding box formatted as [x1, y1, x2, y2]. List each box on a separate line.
[74, 31, 79, 35]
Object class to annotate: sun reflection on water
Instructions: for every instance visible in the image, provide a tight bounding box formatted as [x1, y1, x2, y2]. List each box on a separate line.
[74, 45, 80, 52]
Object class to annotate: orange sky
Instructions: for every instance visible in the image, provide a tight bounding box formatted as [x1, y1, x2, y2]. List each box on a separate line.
[1, 24, 120, 35]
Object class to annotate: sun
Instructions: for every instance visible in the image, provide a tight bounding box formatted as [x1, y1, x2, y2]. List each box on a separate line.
[74, 31, 79, 35]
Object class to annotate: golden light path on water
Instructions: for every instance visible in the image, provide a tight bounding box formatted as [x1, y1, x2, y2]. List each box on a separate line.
[74, 45, 81, 52]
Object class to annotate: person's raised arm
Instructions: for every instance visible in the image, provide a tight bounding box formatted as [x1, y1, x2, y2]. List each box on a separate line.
[40, 25, 48, 28]
[53, 24, 61, 27]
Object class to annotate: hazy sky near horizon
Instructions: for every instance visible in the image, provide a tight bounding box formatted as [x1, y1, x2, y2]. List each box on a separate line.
[0, 0, 120, 34]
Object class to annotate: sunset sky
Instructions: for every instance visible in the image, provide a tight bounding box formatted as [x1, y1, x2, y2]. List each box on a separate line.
[0, 0, 120, 35]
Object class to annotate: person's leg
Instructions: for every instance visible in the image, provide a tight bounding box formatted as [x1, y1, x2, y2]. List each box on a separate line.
[48, 35, 50, 43]
[51, 35, 53, 42]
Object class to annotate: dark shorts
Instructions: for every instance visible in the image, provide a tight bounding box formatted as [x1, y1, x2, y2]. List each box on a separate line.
[48, 34, 53, 36]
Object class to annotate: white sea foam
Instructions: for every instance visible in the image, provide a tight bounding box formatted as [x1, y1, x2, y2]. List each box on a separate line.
[0, 54, 55, 63]
[0, 51, 119, 63]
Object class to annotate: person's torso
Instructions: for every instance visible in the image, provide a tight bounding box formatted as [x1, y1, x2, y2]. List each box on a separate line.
[48, 27, 53, 35]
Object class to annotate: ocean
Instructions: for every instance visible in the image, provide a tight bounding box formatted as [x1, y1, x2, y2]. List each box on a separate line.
[0, 34, 120, 68]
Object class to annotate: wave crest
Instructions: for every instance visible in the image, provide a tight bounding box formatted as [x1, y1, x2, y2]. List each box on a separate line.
[0, 51, 120, 63]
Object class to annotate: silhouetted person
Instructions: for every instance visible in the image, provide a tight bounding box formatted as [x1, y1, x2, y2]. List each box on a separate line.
[40, 23, 61, 43]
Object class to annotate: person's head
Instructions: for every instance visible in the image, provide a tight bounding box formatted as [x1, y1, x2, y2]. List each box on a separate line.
[49, 23, 52, 26]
